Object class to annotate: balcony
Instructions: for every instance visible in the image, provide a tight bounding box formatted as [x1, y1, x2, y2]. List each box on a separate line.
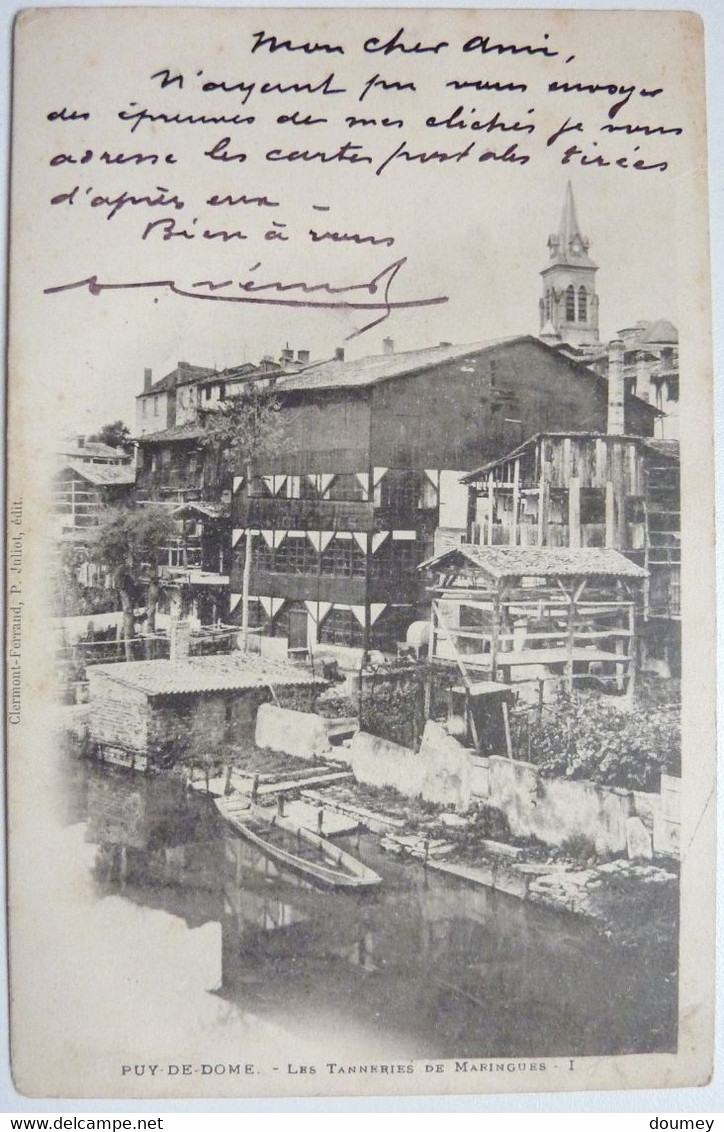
[230, 568, 422, 607]
[235, 496, 375, 532]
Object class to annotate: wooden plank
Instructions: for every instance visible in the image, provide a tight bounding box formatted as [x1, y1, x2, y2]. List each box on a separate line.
[568, 475, 581, 548]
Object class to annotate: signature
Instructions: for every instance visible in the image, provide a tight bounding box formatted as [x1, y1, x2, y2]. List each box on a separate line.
[43, 256, 448, 337]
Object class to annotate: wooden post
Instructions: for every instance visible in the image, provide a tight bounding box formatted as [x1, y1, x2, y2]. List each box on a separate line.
[485, 475, 493, 545]
[566, 583, 576, 690]
[491, 586, 501, 680]
[502, 699, 513, 759]
[537, 478, 548, 547]
[512, 458, 520, 546]
[605, 481, 615, 549]
[568, 475, 581, 548]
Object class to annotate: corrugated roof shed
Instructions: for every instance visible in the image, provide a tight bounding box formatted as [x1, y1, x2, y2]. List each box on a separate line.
[420, 544, 647, 580]
[90, 654, 323, 697]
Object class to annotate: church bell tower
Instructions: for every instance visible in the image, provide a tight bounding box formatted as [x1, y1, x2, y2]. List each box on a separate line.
[539, 182, 599, 347]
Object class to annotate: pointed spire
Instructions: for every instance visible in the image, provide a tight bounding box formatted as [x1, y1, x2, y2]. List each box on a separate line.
[547, 182, 597, 268]
[559, 181, 582, 252]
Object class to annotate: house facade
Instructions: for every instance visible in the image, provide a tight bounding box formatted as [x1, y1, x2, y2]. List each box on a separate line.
[228, 336, 657, 656]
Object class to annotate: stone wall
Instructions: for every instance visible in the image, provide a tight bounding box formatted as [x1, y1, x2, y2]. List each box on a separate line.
[88, 670, 148, 753]
[347, 720, 474, 809]
[474, 756, 680, 858]
[483, 755, 632, 855]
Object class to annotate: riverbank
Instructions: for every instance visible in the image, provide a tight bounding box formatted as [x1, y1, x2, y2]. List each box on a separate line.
[59, 703, 678, 956]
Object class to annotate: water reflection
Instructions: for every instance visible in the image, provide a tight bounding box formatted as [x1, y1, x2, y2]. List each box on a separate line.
[76, 759, 677, 1060]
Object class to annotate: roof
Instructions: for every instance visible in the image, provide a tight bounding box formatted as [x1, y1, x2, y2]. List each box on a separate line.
[638, 319, 678, 345]
[57, 438, 131, 461]
[273, 336, 659, 423]
[642, 439, 680, 462]
[89, 653, 324, 697]
[136, 423, 204, 444]
[274, 339, 516, 393]
[139, 363, 216, 397]
[59, 459, 136, 486]
[172, 501, 229, 520]
[545, 181, 597, 270]
[419, 544, 648, 580]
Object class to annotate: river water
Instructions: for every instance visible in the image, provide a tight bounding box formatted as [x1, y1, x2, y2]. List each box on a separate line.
[49, 749, 677, 1073]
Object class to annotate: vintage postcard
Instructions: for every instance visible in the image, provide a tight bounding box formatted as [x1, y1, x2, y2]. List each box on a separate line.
[6, 7, 715, 1100]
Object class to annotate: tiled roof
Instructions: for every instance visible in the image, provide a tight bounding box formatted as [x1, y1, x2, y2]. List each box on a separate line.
[275, 340, 516, 393]
[420, 544, 647, 580]
[136, 423, 204, 444]
[89, 653, 323, 697]
[61, 460, 136, 486]
[638, 319, 678, 345]
[139, 364, 216, 396]
[57, 439, 130, 460]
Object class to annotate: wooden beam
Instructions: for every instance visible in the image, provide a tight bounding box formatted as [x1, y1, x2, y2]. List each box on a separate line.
[512, 458, 520, 547]
[568, 475, 581, 548]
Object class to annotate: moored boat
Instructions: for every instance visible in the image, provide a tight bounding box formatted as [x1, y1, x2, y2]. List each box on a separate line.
[215, 796, 382, 890]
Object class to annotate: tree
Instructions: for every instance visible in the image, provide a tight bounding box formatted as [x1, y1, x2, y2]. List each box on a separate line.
[89, 420, 134, 454]
[197, 386, 285, 649]
[90, 503, 178, 658]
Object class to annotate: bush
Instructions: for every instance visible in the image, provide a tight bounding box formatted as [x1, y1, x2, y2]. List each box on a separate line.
[518, 688, 680, 792]
[561, 833, 597, 863]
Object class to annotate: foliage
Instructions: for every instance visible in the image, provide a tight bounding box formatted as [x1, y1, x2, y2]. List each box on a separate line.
[516, 688, 681, 792]
[89, 503, 179, 646]
[196, 386, 285, 482]
[89, 419, 133, 453]
[560, 833, 597, 863]
[360, 665, 427, 750]
[91, 503, 177, 590]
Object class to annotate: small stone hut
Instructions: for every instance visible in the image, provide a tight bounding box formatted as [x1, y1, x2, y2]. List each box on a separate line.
[87, 654, 324, 770]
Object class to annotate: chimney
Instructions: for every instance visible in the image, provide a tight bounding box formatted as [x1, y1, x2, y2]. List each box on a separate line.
[383, 337, 394, 355]
[334, 347, 345, 362]
[144, 367, 153, 393]
[297, 349, 310, 365]
[280, 346, 294, 371]
[169, 619, 191, 663]
[607, 338, 625, 434]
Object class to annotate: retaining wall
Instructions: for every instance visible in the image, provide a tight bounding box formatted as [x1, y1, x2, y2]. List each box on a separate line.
[255, 703, 332, 760]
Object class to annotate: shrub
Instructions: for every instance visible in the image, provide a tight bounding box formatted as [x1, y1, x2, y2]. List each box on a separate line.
[517, 688, 680, 792]
[561, 833, 597, 863]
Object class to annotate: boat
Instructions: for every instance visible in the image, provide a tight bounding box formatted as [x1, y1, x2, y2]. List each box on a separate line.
[215, 796, 382, 890]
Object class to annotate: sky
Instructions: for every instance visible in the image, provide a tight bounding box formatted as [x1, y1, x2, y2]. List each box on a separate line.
[8, 7, 688, 438]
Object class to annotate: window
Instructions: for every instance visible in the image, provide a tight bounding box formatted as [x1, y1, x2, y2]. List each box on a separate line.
[319, 608, 363, 647]
[565, 285, 575, 322]
[142, 399, 148, 418]
[218, 382, 226, 400]
[580, 488, 606, 525]
[273, 536, 317, 575]
[369, 539, 419, 580]
[380, 469, 421, 516]
[204, 387, 212, 401]
[321, 537, 365, 577]
[544, 290, 551, 321]
[154, 396, 160, 417]
[578, 286, 587, 322]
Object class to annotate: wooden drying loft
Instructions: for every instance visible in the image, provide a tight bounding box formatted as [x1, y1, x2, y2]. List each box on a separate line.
[420, 545, 648, 714]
